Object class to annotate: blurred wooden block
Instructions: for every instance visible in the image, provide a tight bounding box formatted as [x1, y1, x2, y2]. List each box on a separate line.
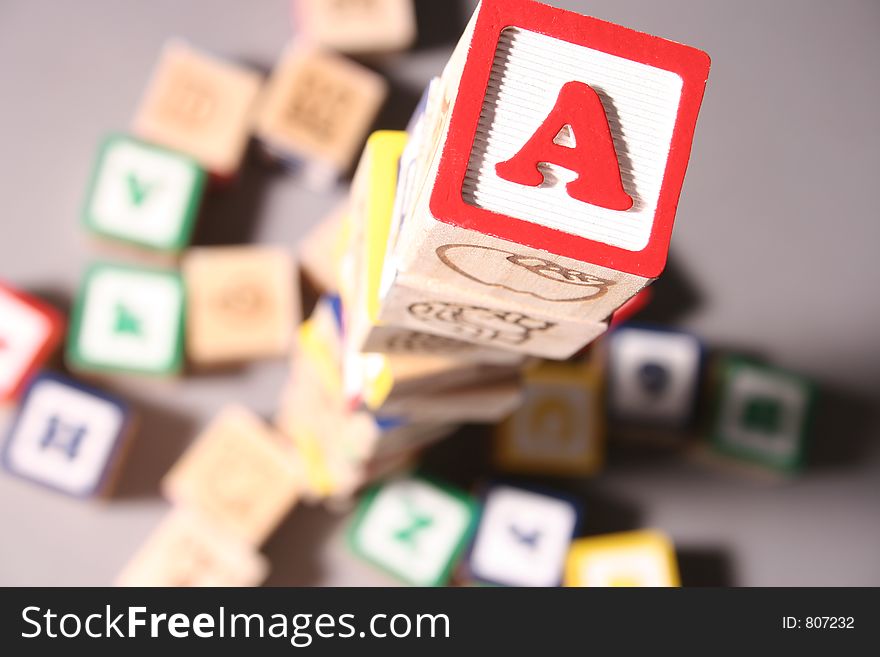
[468, 485, 580, 587]
[383, 0, 710, 344]
[132, 41, 262, 180]
[67, 263, 185, 377]
[358, 348, 523, 412]
[565, 530, 680, 587]
[294, 0, 417, 55]
[298, 203, 347, 294]
[348, 476, 478, 586]
[116, 509, 269, 587]
[341, 131, 408, 354]
[2, 372, 135, 497]
[183, 246, 299, 366]
[607, 325, 704, 432]
[709, 357, 815, 473]
[82, 135, 206, 253]
[162, 406, 301, 546]
[495, 361, 605, 475]
[359, 325, 527, 364]
[0, 283, 65, 404]
[375, 378, 522, 424]
[255, 45, 387, 188]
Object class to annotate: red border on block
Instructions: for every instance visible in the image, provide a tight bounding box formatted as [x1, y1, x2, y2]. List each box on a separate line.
[429, 0, 711, 279]
[0, 284, 66, 403]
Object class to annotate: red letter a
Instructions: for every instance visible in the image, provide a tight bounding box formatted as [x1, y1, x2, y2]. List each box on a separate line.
[495, 81, 633, 211]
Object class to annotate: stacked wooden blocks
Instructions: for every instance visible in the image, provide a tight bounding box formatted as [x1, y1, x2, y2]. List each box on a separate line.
[2, 0, 827, 588]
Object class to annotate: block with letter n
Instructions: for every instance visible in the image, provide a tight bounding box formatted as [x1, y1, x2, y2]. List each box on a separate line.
[384, 0, 710, 357]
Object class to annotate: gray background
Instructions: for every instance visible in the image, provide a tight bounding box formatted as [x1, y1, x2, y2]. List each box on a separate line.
[0, 0, 878, 586]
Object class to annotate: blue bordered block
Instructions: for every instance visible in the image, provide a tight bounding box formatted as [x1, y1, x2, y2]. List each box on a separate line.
[1, 372, 134, 497]
[67, 262, 185, 377]
[467, 484, 581, 587]
[607, 324, 704, 432]
[82, 135, 206, 253]
[709, 356, 815, 473]
[347, 476, 478, 586]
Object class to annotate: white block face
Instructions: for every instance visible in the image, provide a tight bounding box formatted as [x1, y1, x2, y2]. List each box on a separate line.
[75, 267, 183, 374]
[354, 478, 472, 586]
[609, 329, 701, 425]
[575, 545, 671, 587]
[464, 28, 683, 252]
[89, 139, 199, 249]
[511, 383, 595, 461]
[4, 379, 124, 495]
[469, 487, 577, 587]
[0, 289, 52, 398]
[718, 368, 808, 462]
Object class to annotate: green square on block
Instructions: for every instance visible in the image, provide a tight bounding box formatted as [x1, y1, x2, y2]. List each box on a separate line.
[348, 476, 479, 586]
[82, 134, 205, 252]
[710, 356, 816, 473]
[67, 262, 185, 377]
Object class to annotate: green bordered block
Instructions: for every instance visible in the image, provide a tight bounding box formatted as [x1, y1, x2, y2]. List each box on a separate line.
[710, 357, 816, 472]
[82, 135, 206, 252]
[348, 476, 479, 586]
[67, 263, 185, 377]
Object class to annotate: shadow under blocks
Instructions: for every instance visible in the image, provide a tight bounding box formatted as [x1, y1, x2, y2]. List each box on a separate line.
[413, 0, 471, 51]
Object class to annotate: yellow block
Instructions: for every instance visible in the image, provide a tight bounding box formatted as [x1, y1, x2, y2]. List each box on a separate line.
[564, 530, 680, 587]
[359, 130, 408, 323]
[495, 360, 605, 475]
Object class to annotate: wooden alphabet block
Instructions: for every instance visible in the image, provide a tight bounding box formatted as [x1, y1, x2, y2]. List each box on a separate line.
[82, 135, 206, 253]
[373, 378, 522, 424]
[162, 406, 301, 546]
[348, 476, 478, 586]
[341, 130, 408, 355]
[116, 509, 269, 587]
[565, 530, 680, 587]
[375, 271, 608, 360]
[183, 246, 299, 366]
[293, 0, 417, 55]
[385, 0, 710, 335]
[0, 283, 64, 404]
[709, 357, 815, 473]
[467, 485, 580, 587]
[607, 325, 704, 430]
[495, 361, 605, 475]
[358, 317, 528, 365]
[67, 263, 185, 377]
[357, 348, 523, 413]
[132, 41, 262, 180]
[2, 372, 134, 497]
[254, 45, 387, 188]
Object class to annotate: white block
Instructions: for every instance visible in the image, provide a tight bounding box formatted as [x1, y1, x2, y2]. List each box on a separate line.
[469, 486, 579, 587]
